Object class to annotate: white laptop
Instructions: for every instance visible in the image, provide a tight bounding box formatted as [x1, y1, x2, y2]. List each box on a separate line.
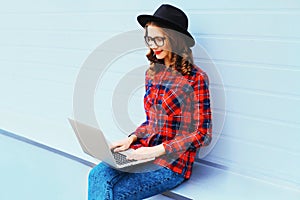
[68, 118, 154, 168]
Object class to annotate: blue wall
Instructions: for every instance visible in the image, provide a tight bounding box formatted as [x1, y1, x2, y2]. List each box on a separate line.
[0, 0, 299, 190]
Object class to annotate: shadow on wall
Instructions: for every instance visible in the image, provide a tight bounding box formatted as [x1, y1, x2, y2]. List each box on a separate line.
[193, 43, 226, 159]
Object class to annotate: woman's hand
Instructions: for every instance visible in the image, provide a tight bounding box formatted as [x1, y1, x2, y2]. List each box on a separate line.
[126, 144, 166, 160]
[110, 135, 137, 152]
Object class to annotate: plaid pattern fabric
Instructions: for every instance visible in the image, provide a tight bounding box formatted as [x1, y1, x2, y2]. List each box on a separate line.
[130, 65, 212, 179]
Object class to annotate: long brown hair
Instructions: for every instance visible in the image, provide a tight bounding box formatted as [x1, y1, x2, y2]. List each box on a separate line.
[145, 21, 194, 79]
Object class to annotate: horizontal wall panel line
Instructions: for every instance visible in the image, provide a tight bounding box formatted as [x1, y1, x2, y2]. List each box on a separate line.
[1, 8, 300, 15]
[0, 59, 80, 69]
[0, 28, 126, 34]
[0, 74, 75, 87]
[1, 76, 75, 86]
[189, 8, 300, 14]
[205, 154, 300, 191]
[0, 10, 143, 15]
[0, 44, 144, 54]
[211, 84, 300, 100]
[195, 57, 300, 70]
[0, 43, 91, 52]
[194, 34, 300, 43]
[0, 44, 146, 53]
[216, 133, 300, 157]
[0, 28, 121, 33]
[215, 127, 300, 152]
[214, 109, 300, 128]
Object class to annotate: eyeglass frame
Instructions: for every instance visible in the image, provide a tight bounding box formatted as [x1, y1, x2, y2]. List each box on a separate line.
[144, 36, 166, 47]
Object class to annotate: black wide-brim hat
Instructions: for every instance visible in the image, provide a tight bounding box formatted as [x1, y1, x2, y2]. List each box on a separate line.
[137, 4, 195, 47]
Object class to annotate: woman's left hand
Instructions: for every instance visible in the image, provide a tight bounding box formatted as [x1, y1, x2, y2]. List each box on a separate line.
[126, 144, 166, 160]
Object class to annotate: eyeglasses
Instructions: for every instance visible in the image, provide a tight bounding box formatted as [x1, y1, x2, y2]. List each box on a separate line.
[144, 36, 166, 47]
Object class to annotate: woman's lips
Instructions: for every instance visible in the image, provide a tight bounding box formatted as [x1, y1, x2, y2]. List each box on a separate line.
[154, 50, 163, 55]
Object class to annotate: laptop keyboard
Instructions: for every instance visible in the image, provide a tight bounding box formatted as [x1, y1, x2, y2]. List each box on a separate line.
[112, 151, 136, 166]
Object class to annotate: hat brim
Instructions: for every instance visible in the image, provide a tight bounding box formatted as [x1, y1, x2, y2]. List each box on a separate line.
[137, 14, 195, 47]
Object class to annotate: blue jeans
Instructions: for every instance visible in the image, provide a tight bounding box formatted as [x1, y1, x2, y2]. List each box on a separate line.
[88, 162, 185, 200]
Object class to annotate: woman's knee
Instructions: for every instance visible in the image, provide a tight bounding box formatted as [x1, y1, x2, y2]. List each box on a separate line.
[89, 162, 109, 182]
[88, 162, 123, 183]
[88, 167, 96, 182]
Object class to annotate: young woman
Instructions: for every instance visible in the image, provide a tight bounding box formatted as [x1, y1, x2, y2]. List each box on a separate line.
[88, 4, 212, 200]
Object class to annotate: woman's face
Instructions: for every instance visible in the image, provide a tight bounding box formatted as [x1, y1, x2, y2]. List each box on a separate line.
[145, 25, 171, 61]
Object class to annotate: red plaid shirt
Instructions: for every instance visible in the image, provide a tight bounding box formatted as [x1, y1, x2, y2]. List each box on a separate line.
[130, 65, 212, 179]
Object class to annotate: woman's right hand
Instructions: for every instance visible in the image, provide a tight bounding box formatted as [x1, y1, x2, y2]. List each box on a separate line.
[110, 135, 137, 152]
